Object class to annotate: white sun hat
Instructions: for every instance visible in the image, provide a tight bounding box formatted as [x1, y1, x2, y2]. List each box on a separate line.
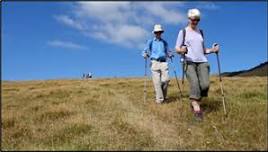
[188, 8, 201, 19]
[152, 24, 164, 33]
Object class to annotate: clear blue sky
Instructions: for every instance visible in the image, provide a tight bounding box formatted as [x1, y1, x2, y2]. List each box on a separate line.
[2, 1, 267, 81]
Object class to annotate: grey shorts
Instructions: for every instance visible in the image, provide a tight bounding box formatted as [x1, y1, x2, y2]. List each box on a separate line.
[185, 61, 210, 100]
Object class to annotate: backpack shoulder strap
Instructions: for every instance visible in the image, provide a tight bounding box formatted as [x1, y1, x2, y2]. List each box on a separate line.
[199, 29, 206, 54]
[181, 28, 186, 47]
[149, 39, 153, 52]
[199, 29, 204, 39]
[163, 39, 167, 46]
[162, 39, 168, 53]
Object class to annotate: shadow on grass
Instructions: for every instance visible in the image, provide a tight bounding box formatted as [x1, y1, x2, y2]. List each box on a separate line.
[200, 98, 222, 114]
[164, 96, 179, 104]
[165, 93, 222, 114]
[164, 94, 188, 104]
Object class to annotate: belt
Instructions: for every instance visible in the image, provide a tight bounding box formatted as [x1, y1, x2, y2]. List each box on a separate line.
[151, 58, 166, 62]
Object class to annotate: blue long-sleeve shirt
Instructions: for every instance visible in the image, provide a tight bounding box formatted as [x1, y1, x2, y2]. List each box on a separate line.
[143, 37, 171, 60]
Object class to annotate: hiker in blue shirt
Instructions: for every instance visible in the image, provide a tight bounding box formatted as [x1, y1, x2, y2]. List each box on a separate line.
[142, 24, 172, 104]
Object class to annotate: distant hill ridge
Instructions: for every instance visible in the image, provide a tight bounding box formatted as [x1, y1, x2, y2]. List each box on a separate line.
[221, 61, 268, 77]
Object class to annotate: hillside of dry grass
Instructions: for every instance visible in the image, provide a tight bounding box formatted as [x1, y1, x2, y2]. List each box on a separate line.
[1, 76, 267, 150]
[222, 61, 267, 77]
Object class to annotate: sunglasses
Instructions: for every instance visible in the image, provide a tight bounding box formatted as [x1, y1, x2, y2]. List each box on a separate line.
[190, 18, 200, 22]
[154, 31, 163, 34]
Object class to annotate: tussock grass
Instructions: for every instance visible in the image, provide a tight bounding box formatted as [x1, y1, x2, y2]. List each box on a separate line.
[1, 77, 267, 150]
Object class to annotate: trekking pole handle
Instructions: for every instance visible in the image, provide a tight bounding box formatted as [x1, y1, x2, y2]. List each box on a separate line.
[213, 43, 219, 47]
[181, 45, 188, 55]
[213, 43, 220, 54]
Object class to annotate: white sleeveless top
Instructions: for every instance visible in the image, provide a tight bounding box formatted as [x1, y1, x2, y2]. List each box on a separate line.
[175, 26, 208, 62]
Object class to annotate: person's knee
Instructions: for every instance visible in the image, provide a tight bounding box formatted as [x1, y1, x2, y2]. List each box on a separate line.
[161, 75, 169, 84]
[190, 79, 199, 87]
[190, 80, 200, 92]
[154, 81, 162, 86]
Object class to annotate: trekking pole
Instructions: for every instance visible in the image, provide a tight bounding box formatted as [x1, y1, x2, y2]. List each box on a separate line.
[143, 57, 148, 104]
[170, 57, 183, 100]
[215, 51, 227, 116]
[181, 54, 186, 85]
[180, 53, 187, 99]
[180, 44, 188, 86]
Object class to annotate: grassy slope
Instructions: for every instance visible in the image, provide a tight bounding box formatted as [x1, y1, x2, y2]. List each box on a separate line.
[2, 77, 267, 150]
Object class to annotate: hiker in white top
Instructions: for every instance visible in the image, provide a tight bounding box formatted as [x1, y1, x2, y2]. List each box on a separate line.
[175, 8, 220, 120]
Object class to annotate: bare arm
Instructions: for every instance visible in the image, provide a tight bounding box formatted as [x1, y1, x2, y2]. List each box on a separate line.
[175, 46, 187, 54]
[204, 43, 220, 54]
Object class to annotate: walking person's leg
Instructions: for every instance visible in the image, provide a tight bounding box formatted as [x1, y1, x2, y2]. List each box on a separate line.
[197, 62, 210, 98]
[185, 62, 202, 112]
[151, 61, 164, 103]
[161, 82, 169, 100]
[160, 62, 170, 100]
